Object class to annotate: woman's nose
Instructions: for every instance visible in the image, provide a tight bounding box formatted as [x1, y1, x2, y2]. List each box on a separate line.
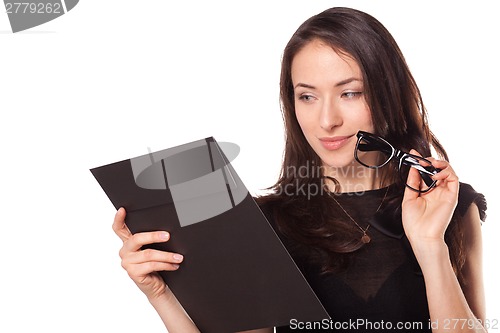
[320, 100, 343, 131]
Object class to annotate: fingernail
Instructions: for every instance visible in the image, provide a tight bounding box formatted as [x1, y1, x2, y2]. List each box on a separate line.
[160, 232, 170, 240]
[172, 264, 180, 270]
[173, 254, 184, 261]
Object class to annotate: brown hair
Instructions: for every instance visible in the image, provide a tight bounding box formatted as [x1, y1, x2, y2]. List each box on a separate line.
[258, 7, 465, 282]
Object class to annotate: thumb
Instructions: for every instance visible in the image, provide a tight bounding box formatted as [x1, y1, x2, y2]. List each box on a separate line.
[404, 165, 421, 200]
[112, 207, 132, 242]
[403, 149, 422, 201]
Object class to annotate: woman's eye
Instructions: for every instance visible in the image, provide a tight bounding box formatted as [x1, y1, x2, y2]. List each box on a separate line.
[342, 91, 363, 99]
[298, 94, 315, 102]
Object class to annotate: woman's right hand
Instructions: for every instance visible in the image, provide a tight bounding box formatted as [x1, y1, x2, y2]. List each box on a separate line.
[112, 207, 185, 302]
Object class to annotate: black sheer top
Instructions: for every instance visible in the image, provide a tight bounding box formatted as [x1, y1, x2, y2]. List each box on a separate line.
[260, 183, 486, 333]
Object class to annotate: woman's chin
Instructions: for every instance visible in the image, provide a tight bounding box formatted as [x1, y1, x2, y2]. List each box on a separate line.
[320, 158, 358, 170]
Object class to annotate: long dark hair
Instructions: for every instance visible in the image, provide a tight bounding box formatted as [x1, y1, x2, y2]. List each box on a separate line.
[258, 7, 466, 282]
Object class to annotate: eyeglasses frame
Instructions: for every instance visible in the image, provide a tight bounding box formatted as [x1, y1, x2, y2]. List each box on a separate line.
[354, 131, 438, 193]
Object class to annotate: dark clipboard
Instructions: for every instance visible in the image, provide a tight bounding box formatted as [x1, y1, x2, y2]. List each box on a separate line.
[90, 137, 329, 333]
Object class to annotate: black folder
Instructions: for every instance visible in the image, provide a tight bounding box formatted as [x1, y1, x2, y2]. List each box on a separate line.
[90, 137, 328, 332]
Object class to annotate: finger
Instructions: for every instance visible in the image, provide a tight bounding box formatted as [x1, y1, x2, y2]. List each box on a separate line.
[122, 231, 171, 253]
[409, 149, 423, 157]
[123, 248, 184, 265]
[403, 149, 425, 199]
[408, 149, 442, 188]
[112, 207, 131, 242]
[432, 165, 459, 185]
[426, 157, 448, 170]
[403, 164, 421, 200]
[426, 159, 458, 182]
[126, 261, 181, 277]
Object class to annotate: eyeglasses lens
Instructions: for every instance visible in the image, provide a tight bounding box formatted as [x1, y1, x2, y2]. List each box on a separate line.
[356, 136, 393, 168]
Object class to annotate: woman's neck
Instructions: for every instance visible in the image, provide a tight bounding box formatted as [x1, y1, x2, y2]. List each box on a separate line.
[322, 161, 384, 193]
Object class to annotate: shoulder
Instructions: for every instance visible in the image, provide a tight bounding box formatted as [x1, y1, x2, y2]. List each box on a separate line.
[457, 182, 487, 222]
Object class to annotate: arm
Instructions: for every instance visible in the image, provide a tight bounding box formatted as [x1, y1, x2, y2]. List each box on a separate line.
[460, 204, 486, 322]
[402, 154, 486, 332]
[149, 291, 200, 333]
[113, 208, 200, 333]
[410, 208, 486, 332]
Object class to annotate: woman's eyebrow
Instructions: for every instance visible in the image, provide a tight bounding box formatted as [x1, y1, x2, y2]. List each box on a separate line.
[335, 77, 362, 87]
[294, 78, 362, 90]
[294, 82, 316, 89]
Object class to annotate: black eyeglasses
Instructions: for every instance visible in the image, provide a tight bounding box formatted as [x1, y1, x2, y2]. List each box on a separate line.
[354, 131, 439, 193]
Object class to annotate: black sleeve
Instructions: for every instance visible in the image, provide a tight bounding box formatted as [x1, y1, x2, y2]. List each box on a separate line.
[457, 182, 487, 222]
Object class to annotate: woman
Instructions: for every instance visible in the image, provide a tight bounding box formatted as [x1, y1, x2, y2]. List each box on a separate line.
[112, 7, 487, 332]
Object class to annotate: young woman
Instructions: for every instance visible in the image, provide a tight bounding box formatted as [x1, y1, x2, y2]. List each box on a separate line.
[112, 7, 487, 332]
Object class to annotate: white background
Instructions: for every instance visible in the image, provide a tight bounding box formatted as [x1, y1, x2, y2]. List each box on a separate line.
[1, 1, 498, 332]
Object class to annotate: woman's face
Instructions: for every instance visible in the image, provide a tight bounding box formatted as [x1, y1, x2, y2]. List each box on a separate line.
[292, 39, 374, 169]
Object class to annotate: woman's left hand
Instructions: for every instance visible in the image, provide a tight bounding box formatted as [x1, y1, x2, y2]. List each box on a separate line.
[401, 150, 459, 245]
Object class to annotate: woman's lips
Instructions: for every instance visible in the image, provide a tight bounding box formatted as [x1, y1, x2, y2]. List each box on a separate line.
[319, 135, 354, 151]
